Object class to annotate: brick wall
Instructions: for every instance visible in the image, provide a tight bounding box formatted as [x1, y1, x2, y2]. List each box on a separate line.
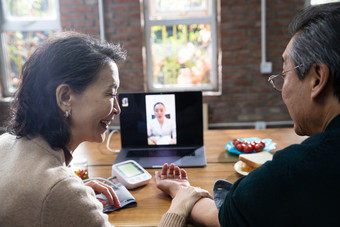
[58, 0, 306, 127]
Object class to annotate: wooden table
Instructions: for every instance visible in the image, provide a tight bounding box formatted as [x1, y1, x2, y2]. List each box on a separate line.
[73, 128, 307, 227]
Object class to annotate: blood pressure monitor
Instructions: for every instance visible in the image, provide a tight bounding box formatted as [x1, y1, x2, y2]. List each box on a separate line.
[112, 160, 152, 189]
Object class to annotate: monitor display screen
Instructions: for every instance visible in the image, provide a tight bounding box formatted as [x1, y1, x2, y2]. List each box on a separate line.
[119, 91, 203, 148]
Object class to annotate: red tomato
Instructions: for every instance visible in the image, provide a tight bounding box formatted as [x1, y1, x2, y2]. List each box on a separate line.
[233, 139, 241, 147]
[243, 144, 253, 153]
[259, 141, 266, 148]
[236, 144, 244, 152]
[254, 143, 264, 152]
[250, 141, 256, 150]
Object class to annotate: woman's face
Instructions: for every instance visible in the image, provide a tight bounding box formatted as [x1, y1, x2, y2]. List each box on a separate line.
[68, 61, 120, 148]
[154, 104, 165, 121]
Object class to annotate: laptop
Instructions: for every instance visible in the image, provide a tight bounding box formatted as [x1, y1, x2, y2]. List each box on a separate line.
[113, 91, 207, 168]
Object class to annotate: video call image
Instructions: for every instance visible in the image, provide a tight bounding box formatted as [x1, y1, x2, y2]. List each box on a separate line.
[145, 94, 177, 146]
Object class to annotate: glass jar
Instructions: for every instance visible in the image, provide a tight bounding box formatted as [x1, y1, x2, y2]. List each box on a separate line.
[71, 158, 89, 180]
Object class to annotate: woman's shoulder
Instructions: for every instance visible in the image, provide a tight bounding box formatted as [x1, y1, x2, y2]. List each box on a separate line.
[0, 133, 18, 152]
[0, 133, 50, 150]
[0, 132, 15, 141]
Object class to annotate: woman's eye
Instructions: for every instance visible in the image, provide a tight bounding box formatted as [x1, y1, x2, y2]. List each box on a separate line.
[111, 90, 117, 96]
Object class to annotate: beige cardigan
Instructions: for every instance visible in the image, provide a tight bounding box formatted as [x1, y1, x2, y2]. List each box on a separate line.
[159, 212, 185, 227]
[0, 133, 112, 227]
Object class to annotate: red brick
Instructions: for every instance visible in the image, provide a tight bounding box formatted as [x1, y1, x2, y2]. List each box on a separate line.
[73, 6, 94, 13]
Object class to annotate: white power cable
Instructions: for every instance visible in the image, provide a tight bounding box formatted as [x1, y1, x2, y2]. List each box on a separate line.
[106, 129, 120, 153]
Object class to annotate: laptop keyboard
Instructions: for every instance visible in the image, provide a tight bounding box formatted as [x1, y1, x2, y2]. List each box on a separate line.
[126, 148, 196, 158]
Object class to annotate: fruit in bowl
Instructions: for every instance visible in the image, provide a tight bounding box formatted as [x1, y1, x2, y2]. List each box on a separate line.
[232, 139, 266, 153]
[225, 137, 276, 155]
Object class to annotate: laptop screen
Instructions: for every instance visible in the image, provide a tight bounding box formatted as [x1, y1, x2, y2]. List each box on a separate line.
[118, 91, 203, 149]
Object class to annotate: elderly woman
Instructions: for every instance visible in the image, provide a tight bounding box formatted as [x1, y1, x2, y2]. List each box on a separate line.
[0, 31, 211, 227]
[0, 32, 126, 226]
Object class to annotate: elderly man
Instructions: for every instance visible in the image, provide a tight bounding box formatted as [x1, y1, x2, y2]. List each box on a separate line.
[156, 3, 340, 227]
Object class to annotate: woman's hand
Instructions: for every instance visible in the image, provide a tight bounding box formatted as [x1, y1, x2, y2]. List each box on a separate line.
[85, 180, 120, 208]
[148, 137, 157, 145]
[168, 186, 213, 218]
[155, 163, 190, 198]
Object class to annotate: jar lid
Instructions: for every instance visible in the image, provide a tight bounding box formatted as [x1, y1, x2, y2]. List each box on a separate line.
[71, 158, 87, 165]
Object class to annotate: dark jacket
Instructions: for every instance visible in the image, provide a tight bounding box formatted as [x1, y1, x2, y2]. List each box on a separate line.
[219, 114, 340, 227]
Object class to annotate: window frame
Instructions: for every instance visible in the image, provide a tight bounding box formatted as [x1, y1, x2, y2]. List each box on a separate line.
[309, 0, 340, 5]
[0, 0, 61, 97]
[142, 0, 221, 95]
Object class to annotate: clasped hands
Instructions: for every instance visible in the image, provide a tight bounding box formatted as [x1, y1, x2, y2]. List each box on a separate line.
[155, 163, 213, 218]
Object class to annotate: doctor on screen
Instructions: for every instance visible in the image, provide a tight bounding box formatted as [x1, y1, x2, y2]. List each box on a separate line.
[147, 102, 177, 145]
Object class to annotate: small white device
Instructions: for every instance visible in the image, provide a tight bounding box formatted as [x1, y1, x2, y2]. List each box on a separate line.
[112, 160, 152, 189]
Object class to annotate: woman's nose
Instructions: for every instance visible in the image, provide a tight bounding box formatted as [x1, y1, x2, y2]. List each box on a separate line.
[113, 98, 121, 115]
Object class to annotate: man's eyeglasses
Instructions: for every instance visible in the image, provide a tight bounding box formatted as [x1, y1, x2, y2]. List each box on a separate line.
[268, 64, 303, 91]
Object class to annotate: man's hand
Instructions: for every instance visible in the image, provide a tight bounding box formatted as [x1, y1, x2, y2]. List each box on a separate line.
[155, 163, 190, 198]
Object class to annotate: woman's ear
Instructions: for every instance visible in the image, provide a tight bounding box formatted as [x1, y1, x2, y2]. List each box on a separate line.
[56, 84, 72, 113]
[311, 63, 330, 99]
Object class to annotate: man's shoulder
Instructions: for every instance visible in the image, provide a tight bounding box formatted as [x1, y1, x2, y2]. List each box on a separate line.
[270, 127, 340, 178]
[275, 126, 339, 158]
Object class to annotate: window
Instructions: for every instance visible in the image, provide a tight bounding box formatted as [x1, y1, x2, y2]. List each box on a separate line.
[310, 0, 340, 4]
[142, 0, 221, 94]
[0, 0, 60, 97]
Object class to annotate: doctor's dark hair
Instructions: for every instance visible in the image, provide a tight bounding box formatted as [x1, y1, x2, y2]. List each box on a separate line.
[7, 31, 126, 153]
[153, 102, 166, 111]
[288, 2, 340, 101]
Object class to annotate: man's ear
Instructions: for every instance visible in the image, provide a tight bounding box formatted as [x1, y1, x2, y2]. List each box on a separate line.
[56, 84, 72, 112]
[311, 63, 330, 99]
